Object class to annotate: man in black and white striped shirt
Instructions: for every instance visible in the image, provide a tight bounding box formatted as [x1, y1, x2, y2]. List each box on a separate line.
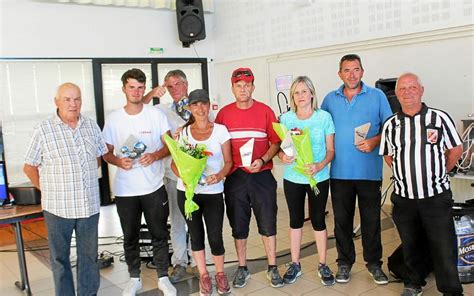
[380, 73, 463, 296]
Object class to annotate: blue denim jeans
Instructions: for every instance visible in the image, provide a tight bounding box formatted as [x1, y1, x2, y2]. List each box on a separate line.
[44, 211, 100, 296]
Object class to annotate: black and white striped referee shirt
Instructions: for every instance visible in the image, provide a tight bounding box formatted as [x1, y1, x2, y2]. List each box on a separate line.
[380, 103, 462, 199]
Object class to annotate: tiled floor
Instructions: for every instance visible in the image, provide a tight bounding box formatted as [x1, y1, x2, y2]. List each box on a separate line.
[1, 189, 473, 295]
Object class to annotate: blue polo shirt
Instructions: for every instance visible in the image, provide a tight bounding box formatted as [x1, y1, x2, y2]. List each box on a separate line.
[321, 82, 392, 180]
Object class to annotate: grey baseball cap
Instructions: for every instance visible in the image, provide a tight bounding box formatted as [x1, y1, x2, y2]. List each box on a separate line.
[188, 89, 210, 104]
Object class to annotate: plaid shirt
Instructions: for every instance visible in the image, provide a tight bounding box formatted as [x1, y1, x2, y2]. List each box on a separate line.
[25, 113, 108, 219]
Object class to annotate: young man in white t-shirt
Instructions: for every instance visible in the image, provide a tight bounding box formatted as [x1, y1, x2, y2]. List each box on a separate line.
[102, 69, 176, 296]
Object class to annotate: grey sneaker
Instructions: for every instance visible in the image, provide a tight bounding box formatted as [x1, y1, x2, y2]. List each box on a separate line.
[368, 266, 389, 285]
[318, 263, 335, 286]
[335, 265, 351, 283]
[190, 265, 200, 279]
[266, 266, 284, 288]
[169, 265, 187, 283]
[283, 262, 302, 284]
[401, 286, 423, 296]
[232, 266, 250, 288]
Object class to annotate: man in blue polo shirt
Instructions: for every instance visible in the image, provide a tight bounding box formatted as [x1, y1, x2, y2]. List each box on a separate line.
[321, 54, 392, 285]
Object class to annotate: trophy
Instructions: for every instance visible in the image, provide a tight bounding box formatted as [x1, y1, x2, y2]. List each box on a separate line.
[120, 135, 147, 167]
[175, 97, 191, 121]
[198, 173, 208, 186]
[354, 122, 371, 145]
[240, 138, 254, 167]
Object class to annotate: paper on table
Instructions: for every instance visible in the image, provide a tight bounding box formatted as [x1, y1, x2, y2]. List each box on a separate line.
[354, 122, 371, 145]
[281, 131, 296, 157]
[240, 138, 254, 167]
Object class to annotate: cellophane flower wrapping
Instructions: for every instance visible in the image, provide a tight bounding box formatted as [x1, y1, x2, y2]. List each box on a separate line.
[164, 134, 208, 219]
[272, 123, 319, 195]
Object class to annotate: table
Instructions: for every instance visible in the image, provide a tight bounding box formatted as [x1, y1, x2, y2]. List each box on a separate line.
[0, 204, 43, 296]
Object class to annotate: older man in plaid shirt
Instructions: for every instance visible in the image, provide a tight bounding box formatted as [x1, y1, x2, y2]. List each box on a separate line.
[24, 82, 107, 296]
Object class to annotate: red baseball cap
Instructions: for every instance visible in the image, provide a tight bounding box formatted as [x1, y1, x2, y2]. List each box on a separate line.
[231, 68, 254, 84]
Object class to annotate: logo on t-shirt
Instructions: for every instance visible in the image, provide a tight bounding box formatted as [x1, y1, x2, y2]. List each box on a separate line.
[426, 128, 438, 144]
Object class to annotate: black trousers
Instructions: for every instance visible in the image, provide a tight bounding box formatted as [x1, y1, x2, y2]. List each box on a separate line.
[330, 179, 383, 268]
[392, 191, 463, 295]
[177, 190, 225, 255]
[283, 179, 329, 231]
[224, 169, 278, 238]
[115, 186, 170, 278]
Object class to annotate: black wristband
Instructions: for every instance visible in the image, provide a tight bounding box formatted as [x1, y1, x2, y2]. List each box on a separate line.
[259, 157, 266, 165]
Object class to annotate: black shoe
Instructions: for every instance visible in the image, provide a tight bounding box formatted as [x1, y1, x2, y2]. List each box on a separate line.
[283, 262, 301, 284]
[318, 263, 335, 286]
[232, 266, 250, 288]
[266, 266, 284, 288]
[368, 266, 388, 285]
[401, 286, 423, 296]
[169, 265, 186, 283]
[335, 265, 351, 283]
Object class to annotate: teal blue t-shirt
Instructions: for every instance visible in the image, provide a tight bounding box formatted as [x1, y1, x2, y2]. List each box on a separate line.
[280, 109, 335, 184]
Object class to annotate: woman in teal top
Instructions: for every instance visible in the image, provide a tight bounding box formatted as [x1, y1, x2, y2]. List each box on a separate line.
[278, 76, 335, 286]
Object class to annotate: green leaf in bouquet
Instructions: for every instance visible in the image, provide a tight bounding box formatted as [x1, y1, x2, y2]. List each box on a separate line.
[164, 134, 208, 219]
[291, 127, 319, 196]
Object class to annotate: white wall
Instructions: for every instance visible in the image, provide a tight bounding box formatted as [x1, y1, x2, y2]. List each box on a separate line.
[210, 1, 473, 195]
[0, 0, 215, 58]
[212, 0, 472, 63]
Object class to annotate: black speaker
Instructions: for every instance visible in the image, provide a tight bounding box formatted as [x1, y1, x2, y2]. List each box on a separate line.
[375, 78, 401, 113]
[176, 0, 206, 47]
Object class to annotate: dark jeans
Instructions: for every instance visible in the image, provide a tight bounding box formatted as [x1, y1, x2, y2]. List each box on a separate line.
[392, 191, 463, 295]
[43, 211, 99, 296]
[177, 190, 225, 255]
[330, 179, 383, 268]
[283, 179, 329, 231]
[115, 186, 170, 278]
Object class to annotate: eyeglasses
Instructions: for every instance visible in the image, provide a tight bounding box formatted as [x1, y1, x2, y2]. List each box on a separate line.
[232, 70, 253, 78]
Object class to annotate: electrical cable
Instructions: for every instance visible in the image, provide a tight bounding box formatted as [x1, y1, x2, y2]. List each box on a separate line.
[352, 177, 395, 237]
[203, 178, 395, 266]
[276, 92, 289, 115]
[456, 122, 473, 173]
[2, 180, 396, 268]
[191, 43, 200, 58]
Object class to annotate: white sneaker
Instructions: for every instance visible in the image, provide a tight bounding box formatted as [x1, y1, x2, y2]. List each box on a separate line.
[122, 277, 142, 296]
[158, 276, 177, 296]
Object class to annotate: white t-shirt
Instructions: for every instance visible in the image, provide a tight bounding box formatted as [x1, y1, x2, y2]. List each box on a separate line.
[176, 123, 230, 194]
[155, 103, 216, 181]
[102, 104, 170, 196]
